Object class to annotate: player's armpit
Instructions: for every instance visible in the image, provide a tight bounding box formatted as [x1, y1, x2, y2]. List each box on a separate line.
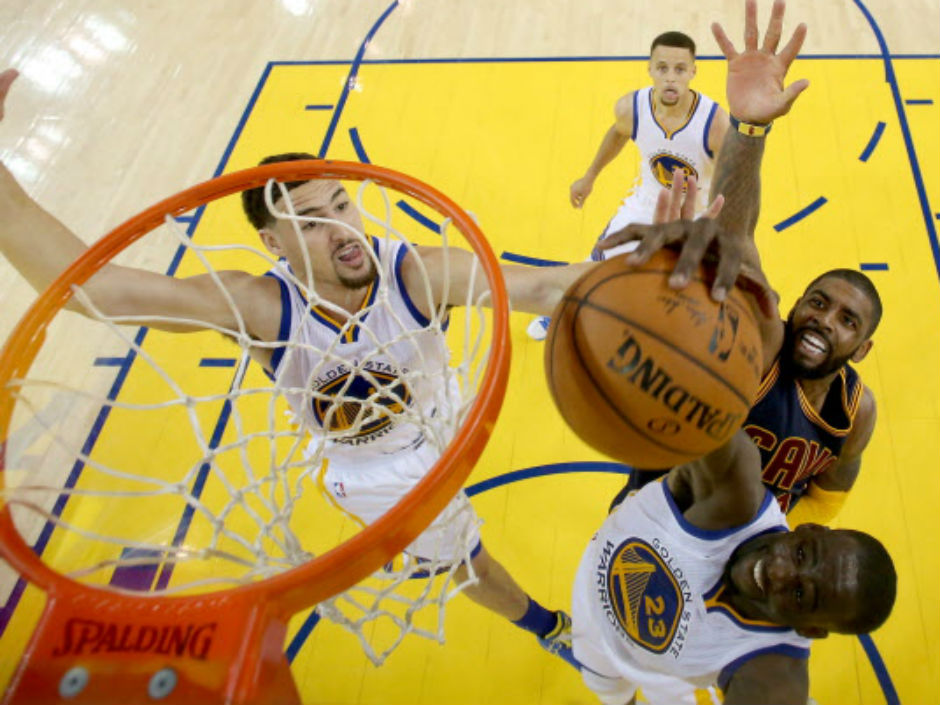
[724, 652, 809, 705]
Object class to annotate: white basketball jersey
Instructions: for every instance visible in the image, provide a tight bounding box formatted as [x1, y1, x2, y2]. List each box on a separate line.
[265, 238, 454, 464]
[629, 86, 719, 213]
[580, 480, 810, 691]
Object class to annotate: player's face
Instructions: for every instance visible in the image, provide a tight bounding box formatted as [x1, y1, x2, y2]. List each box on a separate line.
[784, 277, 874, 378]
[726, 524, 863, 636]
[648, 46, 696, 106]
[268, 180, 375, 289]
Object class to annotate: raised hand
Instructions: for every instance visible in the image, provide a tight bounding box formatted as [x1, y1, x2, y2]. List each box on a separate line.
[712, 0, 809, 124]
[0, 69, 18, 121]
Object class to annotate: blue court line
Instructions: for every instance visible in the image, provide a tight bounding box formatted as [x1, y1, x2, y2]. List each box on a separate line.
[93, 356, 131, 366]
[860, 263, 889, 271]
[349, 127, 371, 163]
[305, 104, 334, 111]
[859, 634, 901, 705]
[904, 99, 933, 105]
[286, 611, 321, 664]
[318, 1, 399, 158]
[199, 358, 237, 367]
[174, 215, 197, 224]
[267, 53, 940, 67]
[500, 251, 569, 267]
[855, 0, 940, 284]
[396, 199, 441, 233]
[773, 197, 828, 232]
[465, 462, 630, 496]
[859, 121, 886, 162]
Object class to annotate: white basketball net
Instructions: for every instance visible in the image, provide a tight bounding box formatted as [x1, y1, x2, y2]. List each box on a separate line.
[0, 175, 498, 666]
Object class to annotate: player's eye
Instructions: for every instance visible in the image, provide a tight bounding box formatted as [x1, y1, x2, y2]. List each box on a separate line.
[842, 316, 857, 329]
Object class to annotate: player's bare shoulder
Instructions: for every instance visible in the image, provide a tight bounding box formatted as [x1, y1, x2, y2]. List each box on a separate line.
[613, 91, 636, 135]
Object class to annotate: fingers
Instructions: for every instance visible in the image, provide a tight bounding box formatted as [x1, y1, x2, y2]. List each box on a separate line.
[709, 241, 743, 301]
[678, 173, 697, 221]
[744, 0, 759, 51]
[778, 22, 808, 66]
[0, 69, 19, 121]
[624, 223, 670, 265]
[711, 22, 737, 59]
[669, 220, 718, 289]
[781, 78, 810, 110]
[596, 223, 642, 251]
[761, 0, 786, 53]
[701, 193, 725, 220]
[736, 271, 780, 320]
[652, 188, 671, 224]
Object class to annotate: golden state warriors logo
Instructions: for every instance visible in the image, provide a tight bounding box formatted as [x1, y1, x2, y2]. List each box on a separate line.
[313, 370, 412, 440]
[649, 154, 698, 189]
[606, 538, 684, 653]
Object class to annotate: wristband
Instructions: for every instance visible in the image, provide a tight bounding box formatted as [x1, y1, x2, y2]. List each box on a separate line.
[729, 115, 772, 137]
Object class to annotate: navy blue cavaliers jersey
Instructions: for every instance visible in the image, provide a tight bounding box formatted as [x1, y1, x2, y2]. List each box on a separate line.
[744, 358, 863, 513]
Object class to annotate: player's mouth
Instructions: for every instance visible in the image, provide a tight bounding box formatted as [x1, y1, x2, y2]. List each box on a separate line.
[752, 557, 767, 596]
[334, 241, 364, 267]
[795, 329, 829, 360]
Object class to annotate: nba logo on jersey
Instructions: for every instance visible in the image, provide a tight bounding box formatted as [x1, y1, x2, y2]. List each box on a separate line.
[333, 482, 346, 498]
[603, 538, 684, 653]
[649, 153, 698, 189]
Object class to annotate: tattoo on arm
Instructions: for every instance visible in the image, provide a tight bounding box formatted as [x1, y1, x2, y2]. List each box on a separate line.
[708, 130, 766, 240]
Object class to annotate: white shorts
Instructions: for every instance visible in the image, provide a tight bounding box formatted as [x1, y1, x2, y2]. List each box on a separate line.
[319, 440, 481, 563]
[589, 195, 656, 262]
[571, 536, 701, 705]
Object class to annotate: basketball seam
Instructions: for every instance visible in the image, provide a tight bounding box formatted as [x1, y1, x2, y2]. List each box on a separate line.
[572, 271, 754, 409]
[564, 300, 700, 462]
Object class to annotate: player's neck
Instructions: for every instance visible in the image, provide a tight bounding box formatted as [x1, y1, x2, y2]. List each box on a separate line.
[796, 373, 840, 413]
[652, 88, 695, 119]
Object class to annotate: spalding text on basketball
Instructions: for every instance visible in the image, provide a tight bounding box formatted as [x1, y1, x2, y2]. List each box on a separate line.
[52, 618, 217, 659]
[606, 332, 742, 440]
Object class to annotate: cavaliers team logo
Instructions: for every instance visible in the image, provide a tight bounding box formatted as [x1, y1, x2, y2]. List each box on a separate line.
[312, 370, 412, 437]
[649, 154, 698, 189]
[606, 539, 684, 653]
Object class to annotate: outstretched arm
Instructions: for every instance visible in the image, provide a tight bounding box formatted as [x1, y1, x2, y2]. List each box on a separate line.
[0, 69, 275, 337]
[570, 93, 634, 208]
[710, 0, 810, 369]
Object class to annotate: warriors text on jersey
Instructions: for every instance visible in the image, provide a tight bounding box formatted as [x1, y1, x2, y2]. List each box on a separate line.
[571, 480, 809, 693]
[745, 357, 863, 512]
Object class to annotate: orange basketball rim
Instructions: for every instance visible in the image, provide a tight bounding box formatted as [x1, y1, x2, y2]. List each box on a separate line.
[0, 160, 511, 704]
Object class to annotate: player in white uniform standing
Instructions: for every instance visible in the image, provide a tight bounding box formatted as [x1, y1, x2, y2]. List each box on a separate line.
[528, 31, 730, 340]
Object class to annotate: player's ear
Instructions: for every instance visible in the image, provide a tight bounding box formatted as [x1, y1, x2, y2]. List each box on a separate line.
[851, 339, 873, 363]
[795, 626, 828, 639]
[259, 228, 284, 256]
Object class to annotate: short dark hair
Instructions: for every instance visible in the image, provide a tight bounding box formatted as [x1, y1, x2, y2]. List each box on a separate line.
[650, 31, 696, 57]
[839, 530, 896, 634]
[803, 269, 883, 337]
[241, 152, 318, 230]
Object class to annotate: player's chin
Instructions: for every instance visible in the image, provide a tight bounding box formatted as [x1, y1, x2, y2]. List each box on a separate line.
[337, 262, 377, 290]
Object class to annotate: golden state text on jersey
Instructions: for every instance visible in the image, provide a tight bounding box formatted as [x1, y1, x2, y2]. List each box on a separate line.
[310, 360, 414, 445]
[597, 536, 692, 657]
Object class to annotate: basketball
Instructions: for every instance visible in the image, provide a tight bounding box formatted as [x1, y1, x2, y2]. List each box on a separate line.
[544, 249, 763, 469]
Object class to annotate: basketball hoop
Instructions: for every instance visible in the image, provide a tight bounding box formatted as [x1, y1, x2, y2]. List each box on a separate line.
[0, 160, 510, 703]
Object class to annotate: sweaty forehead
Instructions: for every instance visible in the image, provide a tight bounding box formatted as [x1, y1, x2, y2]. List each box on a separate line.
[287, 179, 345, 208]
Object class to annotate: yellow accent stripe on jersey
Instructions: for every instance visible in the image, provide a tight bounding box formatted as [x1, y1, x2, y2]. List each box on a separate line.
[653, 89, 701, 139]
[795, 373, 853, 437]
[311, 277, 377, 343]
[315, 458, 368, 529]
[754, 359, 780, 404]
[703, 583, 780, 628]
